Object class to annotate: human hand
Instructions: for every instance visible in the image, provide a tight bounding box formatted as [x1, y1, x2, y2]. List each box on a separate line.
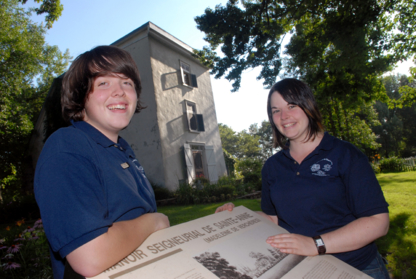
[266, 233, 318, 256]
[152, 213, 170, 231]
[215, 203, 235, 213]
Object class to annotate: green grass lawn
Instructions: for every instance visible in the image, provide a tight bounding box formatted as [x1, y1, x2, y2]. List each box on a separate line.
[376, 171, 416, 279]
[158, 199, 262, 226]
[159, 171, 416, 279]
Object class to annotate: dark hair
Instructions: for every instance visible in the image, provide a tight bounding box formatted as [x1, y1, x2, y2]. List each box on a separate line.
[61, 45, 144, 122]
[267, 78, 324, 149]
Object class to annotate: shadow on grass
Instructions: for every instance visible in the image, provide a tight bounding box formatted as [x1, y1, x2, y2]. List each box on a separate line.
[378, 178, 416, 185]
[376, 213, 416, 279]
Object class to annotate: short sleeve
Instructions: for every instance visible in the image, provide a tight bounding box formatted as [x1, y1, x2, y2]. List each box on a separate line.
[261, 160, 277, 216]
[35, 151, 111, 258]
[341, 145, 389, 218]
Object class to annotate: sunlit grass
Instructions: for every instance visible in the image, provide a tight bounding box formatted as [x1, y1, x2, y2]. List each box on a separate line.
[376, 171, 416, 279]
[158, 199, 261, 226]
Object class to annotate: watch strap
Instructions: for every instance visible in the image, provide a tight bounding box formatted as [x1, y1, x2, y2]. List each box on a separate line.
[312, 235, 326, 255]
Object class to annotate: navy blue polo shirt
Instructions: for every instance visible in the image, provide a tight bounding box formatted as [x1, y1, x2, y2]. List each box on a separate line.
[261, 132, 388, 270]
[34, 121, 157, 279]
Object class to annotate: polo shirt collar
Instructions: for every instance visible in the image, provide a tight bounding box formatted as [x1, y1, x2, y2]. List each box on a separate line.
[71, 120, 116, 148]
[282, 132, 334, 159]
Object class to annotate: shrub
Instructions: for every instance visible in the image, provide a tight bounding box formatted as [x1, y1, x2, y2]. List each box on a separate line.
[175, 183, 194, 205]
[235, 158, 263, 191]
[379, 157, 407, 172]
[0, 219, 52, 278]
[151, 185, 173, 201]
[370, 162, 381, 174]
[0, 195, 40, 225]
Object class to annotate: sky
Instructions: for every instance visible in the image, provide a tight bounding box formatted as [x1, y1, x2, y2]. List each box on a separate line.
[28, 0, 415, 132]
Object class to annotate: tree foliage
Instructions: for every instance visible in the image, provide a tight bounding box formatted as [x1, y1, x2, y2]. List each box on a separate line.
[195, 0, 415, 91]
[248, 120, 276, 161]
[19, 0, 63, 28]
[0, 0, 70, 201]
[218, 123, 262, 159]
[374, 74, 416, 157]
[195, 0, 416, 150]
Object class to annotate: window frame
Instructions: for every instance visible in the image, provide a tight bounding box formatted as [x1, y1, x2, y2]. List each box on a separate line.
[179, 60, 198, 88]
[184, 100, 205, 133]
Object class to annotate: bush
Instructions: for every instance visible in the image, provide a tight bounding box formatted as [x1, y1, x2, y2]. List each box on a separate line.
[379, 157, 407, 172]
[0, 219, 52, 278]
[235, 158, 263, 191]
[370, 162, 381, 174]
[152, 185, 173, 201]
[173, 177, 240, 205]
[0, 195, 40, 225]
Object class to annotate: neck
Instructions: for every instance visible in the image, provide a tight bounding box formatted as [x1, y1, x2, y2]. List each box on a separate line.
[289, 132, 324, 164]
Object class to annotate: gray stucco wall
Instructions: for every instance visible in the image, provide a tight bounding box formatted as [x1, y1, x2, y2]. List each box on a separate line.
[115, 33, 166, 187]
[148, 36, 227, 189]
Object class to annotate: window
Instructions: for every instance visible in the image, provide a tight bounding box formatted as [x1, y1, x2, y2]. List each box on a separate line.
[185, 101, 204, 132]
[180, 61, 198, 88]
[191, 145, 205, 179]
[184, 144, 218, 183]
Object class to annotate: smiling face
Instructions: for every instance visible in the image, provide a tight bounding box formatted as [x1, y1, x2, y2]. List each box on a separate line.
[83, 74, 137, 142]
[270, 91, 310, 143]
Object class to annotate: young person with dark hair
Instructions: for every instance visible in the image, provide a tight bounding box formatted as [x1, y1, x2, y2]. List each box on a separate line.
[35, 45, 169, 279]
[217, 79, 390, 278]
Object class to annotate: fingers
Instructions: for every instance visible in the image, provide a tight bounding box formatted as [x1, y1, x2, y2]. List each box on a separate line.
[266, 234, 317, 256]
[215, 203, 235, 213]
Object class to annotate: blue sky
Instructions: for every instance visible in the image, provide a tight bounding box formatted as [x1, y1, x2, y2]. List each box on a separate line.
[29, 0, 414, 132]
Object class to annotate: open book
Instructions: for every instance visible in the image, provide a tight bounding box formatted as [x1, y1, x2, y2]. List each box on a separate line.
[90, 206, 371, 279]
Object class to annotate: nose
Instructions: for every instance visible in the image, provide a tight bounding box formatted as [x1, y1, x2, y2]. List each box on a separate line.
[280, 109, 289, 119]
[111, 81, 126, 97]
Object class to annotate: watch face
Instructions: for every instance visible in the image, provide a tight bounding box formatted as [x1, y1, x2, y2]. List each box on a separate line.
[316, 239, 324, 246]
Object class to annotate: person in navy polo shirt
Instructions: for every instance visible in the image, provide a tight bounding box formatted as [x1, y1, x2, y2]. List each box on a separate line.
[216, 79, 390, 278]
[35, 46, 169, 279]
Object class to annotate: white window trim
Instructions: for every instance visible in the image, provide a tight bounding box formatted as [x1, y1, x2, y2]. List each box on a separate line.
[179, 60, 197, 88]
[184, 100, 204, 133]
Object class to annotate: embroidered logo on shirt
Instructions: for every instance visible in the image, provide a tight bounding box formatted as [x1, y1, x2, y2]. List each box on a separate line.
[132, 159, 147, 178]
[311, 158, 333, 176]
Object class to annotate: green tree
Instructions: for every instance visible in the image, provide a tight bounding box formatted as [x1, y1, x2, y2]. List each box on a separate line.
[19, 0, 63, 28]
[372, 74, 416, 157]
[218, 123, 261, 159]
[398, 63, 416, 107]
[195, 0, 416, 151]
[373, 75, 405, 157]
[248, 120, 276, 161]
[0, 0, 70, 201]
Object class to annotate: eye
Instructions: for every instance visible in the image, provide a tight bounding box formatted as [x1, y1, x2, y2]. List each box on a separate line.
[288, 104, 297, 109]
[123, 81, 134, 86]
[272, 109, 280, 114]
[97, 81, 109, 87]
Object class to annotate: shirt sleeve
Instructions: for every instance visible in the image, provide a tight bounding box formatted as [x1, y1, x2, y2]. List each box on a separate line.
[35, 151, 111, 258]
[261, 160, 277, 216]
[340, 144, 389, 218]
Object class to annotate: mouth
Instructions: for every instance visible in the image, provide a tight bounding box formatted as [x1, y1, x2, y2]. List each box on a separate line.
[107, 104, 127, 111]
[283, 123, 295, 128]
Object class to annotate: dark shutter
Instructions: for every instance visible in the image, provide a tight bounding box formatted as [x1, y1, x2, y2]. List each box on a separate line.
[191, 74, 198, 88]
[196, 114, 205, 132]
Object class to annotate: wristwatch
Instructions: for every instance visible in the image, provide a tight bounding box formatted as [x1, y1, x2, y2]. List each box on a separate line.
[312, 235, 326, 255]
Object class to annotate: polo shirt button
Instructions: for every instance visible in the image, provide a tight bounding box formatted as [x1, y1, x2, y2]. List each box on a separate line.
[297, 172, 300, 175]
[113, 145, 117, 148]
[120, 147, 123, 150]
[294, 161, 297, 164]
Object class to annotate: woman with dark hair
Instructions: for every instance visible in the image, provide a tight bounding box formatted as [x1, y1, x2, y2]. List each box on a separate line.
[35, 45, 169, 279]
[217, 78, 390, 278]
